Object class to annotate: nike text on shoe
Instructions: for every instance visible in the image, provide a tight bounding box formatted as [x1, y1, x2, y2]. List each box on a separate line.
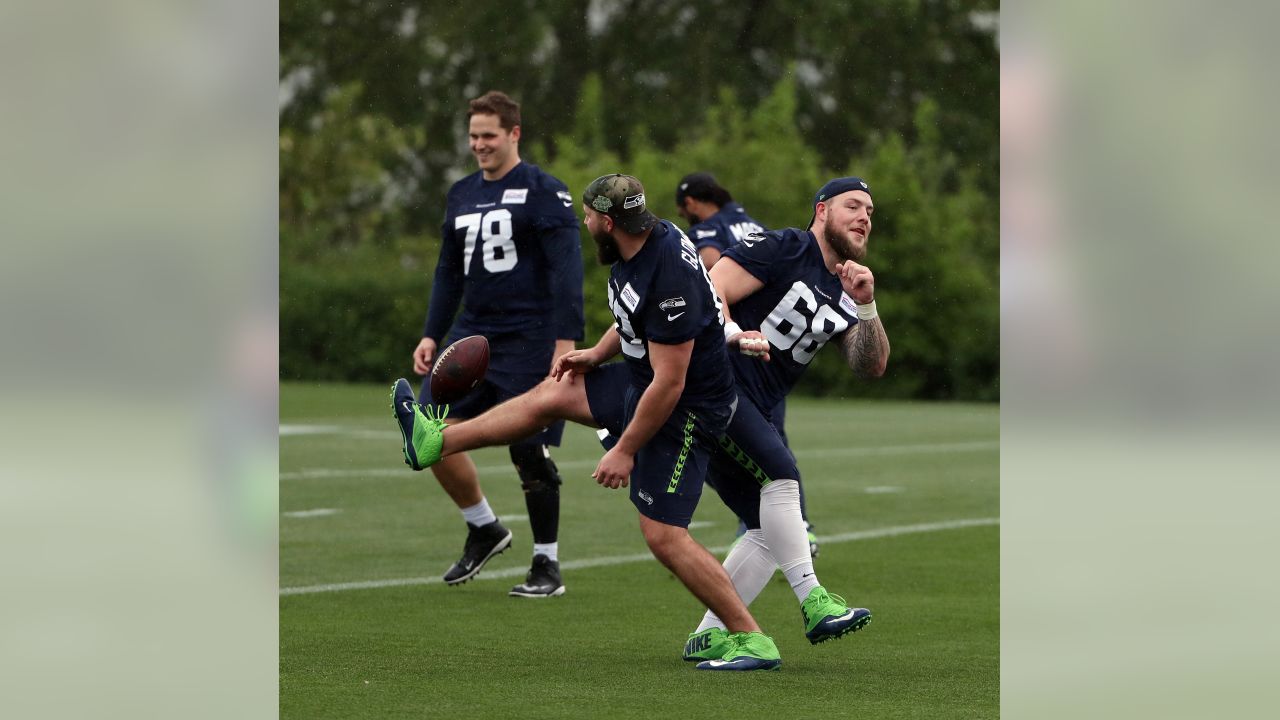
[682, 627, 731, 662]
[509, 554, 565, 598]
[443, 521, 513, 585]
[801, 586, 872, 644]
[694, 632, 781, 671]
[390, 378, 448, 471]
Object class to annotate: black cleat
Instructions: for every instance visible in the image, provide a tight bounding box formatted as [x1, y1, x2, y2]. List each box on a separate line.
[443, 521, 512, 585]
[508, 554, 565, 598]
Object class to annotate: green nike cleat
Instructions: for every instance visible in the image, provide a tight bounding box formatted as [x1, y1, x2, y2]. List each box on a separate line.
[801, 586, 872, 644]
[682, 627, 731, 662]
[694, 631, 781, 671]
[390, 378, 449, 470]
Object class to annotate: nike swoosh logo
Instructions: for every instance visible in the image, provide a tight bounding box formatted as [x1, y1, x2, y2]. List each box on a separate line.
[667, 312, 685, 321]
[802, 573, 814, 578]
[401, 401, 415, 413]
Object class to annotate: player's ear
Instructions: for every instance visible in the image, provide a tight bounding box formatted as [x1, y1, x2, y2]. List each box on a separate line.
[509, 124, 521, 143]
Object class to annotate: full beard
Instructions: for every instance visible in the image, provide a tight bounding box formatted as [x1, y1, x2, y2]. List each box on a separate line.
[593, 229, 622, 264]
[825, 215, 867, 263]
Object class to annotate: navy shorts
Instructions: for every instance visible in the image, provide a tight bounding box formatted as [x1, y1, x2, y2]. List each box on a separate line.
[705, 394, 799, 530]
[584, 363, 735, 528]
[418, 330, 565, 447]
[770, 397, 789, 447]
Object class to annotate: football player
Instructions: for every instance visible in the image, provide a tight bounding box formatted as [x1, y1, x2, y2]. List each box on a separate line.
[683, 177, 890, 661]
[410, 91, 584, 597]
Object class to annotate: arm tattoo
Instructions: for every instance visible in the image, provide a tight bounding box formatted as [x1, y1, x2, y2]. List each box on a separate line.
[841, 316, 890, 378]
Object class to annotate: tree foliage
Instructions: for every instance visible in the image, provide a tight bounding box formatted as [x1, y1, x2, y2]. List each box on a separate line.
[280, 2, 999, 400]
[280, 0, 998, 231]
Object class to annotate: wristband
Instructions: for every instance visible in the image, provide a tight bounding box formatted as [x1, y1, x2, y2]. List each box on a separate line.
[723, 321, 743, 339]
[856, 300, 878, 321]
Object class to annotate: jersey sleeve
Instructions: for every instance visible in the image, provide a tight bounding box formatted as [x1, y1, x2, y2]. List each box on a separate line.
[689, 221, 729, 253]
[644, 245, 712, 345]
[531, 172, 580, 231]
[832, 290, 862, 342]
[533, 173, 585, 340]
[422, 208, 464, 340]
[720, 229, 785, 283]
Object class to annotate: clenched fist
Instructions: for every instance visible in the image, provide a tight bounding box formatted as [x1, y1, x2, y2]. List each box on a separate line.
[837, 260, 875, 304]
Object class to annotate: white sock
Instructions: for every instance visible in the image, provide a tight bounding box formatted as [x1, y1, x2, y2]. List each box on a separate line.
[460, 498, 497, 527]
[533, 542, 558, 562]
[760, 479, 820, 601]
[695, 529, 775, 633]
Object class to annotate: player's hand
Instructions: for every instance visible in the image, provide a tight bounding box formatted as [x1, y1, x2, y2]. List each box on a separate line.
[727, 329, 771, 362]
[838, 260, 875, 304]
[412, 337, 438, 376]
[551, 349, 598, 382]
[592, 446, 634, 489]
[546, 339, 576, 379]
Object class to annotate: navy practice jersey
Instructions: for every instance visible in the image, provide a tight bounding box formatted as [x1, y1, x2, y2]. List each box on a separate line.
[721, 228, 862, 410]
[688, 202, 766, 255]
[424, 162, 584, 342]
[606, 221, 736, 410]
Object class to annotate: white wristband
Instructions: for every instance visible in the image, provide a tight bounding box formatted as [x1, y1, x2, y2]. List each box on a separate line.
[856, 300, 878, 321]
[723, 321, 743, 339]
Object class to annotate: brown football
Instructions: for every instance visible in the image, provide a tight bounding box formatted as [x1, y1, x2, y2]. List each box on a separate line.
[429, 335, 489, 404]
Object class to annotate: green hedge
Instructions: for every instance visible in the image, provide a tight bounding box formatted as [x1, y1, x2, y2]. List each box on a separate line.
[280, 254, 428, 382]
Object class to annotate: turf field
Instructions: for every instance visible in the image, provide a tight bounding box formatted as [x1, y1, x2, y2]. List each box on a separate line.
[280, 382, 999, 718]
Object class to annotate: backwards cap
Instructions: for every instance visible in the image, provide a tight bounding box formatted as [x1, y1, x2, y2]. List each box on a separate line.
[809, 176, 872, 227]
[582, 174, 659, 234]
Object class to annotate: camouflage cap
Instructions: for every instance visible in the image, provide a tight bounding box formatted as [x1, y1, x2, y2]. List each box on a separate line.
[582, 174, 659, 234]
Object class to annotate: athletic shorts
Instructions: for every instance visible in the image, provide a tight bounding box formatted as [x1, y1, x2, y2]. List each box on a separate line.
[418, 330, 565, 447]
[704, 394, 799, 529]
[583, 363, 735, 528]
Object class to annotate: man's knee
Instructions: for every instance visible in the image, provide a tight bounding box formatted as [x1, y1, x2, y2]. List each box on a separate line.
[531, 375, 575, 415]
[508, 443, 561, 494]
[639, 515, 687, 559]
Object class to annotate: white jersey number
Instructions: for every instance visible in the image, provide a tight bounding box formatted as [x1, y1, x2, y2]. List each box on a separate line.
[761, 281, 850, 364]
[456, 209, 517, 274]
[608, 284, 646, 359]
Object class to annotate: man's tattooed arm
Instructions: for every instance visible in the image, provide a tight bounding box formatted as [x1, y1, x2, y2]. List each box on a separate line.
[841, 316, 890, 378]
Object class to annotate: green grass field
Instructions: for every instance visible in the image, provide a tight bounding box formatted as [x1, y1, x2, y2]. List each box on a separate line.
[280, 382, 999, 718]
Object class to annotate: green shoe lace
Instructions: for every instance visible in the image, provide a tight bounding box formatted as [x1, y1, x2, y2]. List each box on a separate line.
[411, 404, 449, 468]
[724, 631, 781, 662]
[801, 586, 850, 632]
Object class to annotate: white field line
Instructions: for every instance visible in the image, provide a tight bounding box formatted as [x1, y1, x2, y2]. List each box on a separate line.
[280, 517, 998, 597]
[282, 508, 341, 518]
[279, 440, 998, 481]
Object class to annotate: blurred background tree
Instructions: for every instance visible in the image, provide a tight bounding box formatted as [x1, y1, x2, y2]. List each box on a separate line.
[280, 0, 999, 400]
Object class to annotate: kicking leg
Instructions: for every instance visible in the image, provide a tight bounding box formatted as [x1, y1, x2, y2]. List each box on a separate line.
[441, 375, 594, 457]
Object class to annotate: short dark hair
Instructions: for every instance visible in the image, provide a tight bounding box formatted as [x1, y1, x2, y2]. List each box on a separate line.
[468, 91, 521, 130]
[675, 172, 733, 208]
